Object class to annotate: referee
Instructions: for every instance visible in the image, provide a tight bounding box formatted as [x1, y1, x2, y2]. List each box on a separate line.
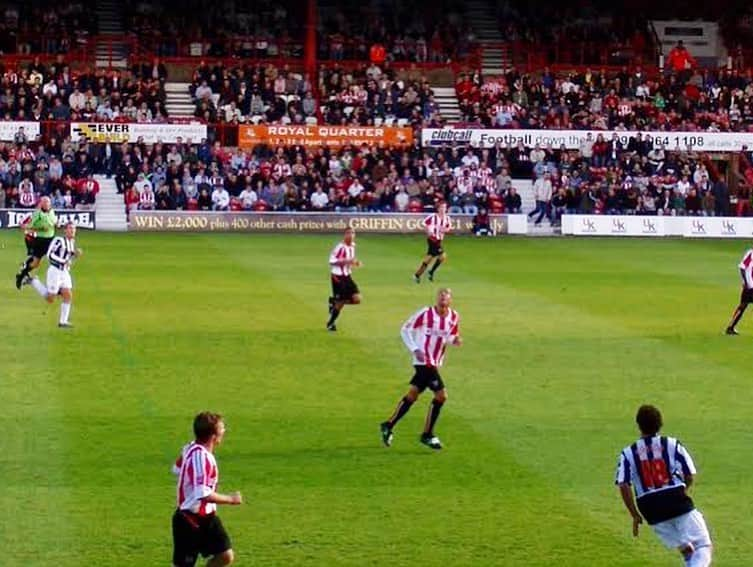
[172, 412, 243, 566]
[15, 196, 56, 289]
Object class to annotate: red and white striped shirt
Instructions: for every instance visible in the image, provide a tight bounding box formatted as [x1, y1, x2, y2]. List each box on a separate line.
[424, 213, 452, 241]
[329, 241, 356, 276]
[401, 306, 460, 367]
[173, 442, 219, 516]
[739, 249, 753, 289]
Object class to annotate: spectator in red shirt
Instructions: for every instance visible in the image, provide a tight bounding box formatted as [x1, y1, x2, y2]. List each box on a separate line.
[667, 41, 696, 74]
[369, 43, 386, 66]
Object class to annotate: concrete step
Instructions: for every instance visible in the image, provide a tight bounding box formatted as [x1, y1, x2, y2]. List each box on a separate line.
[165, 82, 192, 91]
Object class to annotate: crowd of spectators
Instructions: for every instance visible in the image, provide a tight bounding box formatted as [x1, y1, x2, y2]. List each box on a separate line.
[457, 61, 753, 133]
[0, 136, 101, 210]
[189, 61, 443, 128]
[123, 0, 302, 59]
[0, 57, 167, 123]
[103, 132, 753, 228]
[318, 1, 477, 64]
[0, 1, 97, 55]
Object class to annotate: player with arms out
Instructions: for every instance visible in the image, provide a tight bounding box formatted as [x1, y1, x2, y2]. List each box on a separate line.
[327, 227, 362, 332]
[414, 201, 452, 283]
[26, 222, 81, 328]
[725, 246, 753, 335]
[380, 288, 462, 450]
[615, 405, 712, 567]
[171, 412, 243, 567]
[15, 195, 56, 289]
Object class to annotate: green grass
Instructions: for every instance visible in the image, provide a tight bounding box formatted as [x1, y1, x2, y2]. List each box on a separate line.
[2, 232, 752, 566]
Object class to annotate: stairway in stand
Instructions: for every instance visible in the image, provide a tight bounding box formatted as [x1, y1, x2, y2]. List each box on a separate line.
[465, 0, 511, 75]
[95, 0, 128, 69]
[95, 176, 128, 232]
[165, 83, 195, 119]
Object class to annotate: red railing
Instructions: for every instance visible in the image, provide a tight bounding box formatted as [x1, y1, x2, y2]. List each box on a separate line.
[480, 41, 659, 74]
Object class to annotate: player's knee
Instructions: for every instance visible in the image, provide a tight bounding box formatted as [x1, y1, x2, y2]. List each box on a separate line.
[217, 549, 234, 565]
[45, 295, 55, 304]
[351, 294, 361, 304]
[406, 389, 419, 402]
[440, 253, 447, 262]
[435, 390, 448, 403]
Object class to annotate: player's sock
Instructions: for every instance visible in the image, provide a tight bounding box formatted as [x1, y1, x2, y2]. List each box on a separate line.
[387, 396, 414, 428]
[428, 258, 443, 277]
[328, 296, 334, 313]
[686, 545, 711, 567]
[327, 306, 341, 327]
[729, 304, 747, 329]
[30, 277, 48, 298]
[60, 302, 71, 325]
[415, 262, 429, 278]
[423, 400, 444, 435]
[18, 256, 33, 277]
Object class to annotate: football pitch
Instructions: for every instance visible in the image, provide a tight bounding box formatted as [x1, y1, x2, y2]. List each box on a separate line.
[2, 231, 753, 566]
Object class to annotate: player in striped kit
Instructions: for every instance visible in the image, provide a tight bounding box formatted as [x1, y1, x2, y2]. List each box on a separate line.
[615, 405, 712, 567]
[327, 227, 362, 332]
[171, 412, 243, 567]
[26, 222, 81, 328]
[380, 288, 462, 450]
[414, 202, 452, 283]
[725, 247, 753, 335]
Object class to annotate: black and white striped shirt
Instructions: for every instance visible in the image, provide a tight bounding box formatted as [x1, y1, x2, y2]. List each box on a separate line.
[47, 236, 76, 269]
[615, 435, 697, 524]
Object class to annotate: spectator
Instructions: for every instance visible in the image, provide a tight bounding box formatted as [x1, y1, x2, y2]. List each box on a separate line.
[211, 184, 230, 211]
[472, 207, 493, 236]
[310, 185, 330, 211]
[504, 186, 522, 213]
[529, 171, 553, 225]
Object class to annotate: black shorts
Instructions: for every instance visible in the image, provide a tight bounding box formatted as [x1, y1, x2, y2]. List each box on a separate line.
[172, 510, 232, 567]
[331, 275, 359, 302]
[426, 238, 443, 257]
[741, 287, 753, 304]
[740, 269, 753, 303]
[409, 365, 445, 393]
[30, 236, 54, 259]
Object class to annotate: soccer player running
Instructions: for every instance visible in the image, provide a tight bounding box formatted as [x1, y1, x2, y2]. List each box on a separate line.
[380, 288, 462, 450]
[15, 195, 56, 289]
[414, 201, 452, 283]
[615, 405, 712, 567]
[327, 227, 362, 332]
[725, 246, 753, 335]
[26, 222, 81, 328]
[171, 412, 243, 567]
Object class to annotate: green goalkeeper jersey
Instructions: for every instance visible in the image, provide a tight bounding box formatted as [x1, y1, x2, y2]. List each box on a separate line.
[29, 209, 57, 238]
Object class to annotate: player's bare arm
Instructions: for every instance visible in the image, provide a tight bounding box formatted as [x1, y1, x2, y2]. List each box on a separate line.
[618, 483, 643, 536]
[204, 491, 243, 506]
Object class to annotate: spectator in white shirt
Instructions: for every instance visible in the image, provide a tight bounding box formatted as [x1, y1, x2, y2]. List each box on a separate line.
[195, 80, 213, 100]
[134, 173, 152, 194]
[461, 150, 479, 168]
[529, 144, 546, 164]
[68, 87, 86, 111]
[394, 186, 410, 211]
[42, 79, 57, 97]
[238, 185, 258, 210]
[310, 186, 330, 210]
[212, 186, 230, 210]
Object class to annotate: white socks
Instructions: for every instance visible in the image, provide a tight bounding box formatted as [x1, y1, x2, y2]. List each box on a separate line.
[60, 302, 71, 325]
[686, 546, 712, 567]
[31, 277, 48, 298]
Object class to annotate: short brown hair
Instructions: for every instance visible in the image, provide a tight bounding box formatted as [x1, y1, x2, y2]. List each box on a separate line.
[193, 412, 223, 442]
[636, 405, 663, 436]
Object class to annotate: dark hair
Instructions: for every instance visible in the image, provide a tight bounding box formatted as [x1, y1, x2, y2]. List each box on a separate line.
[635, 405, 663, 436]
[193, 412, 223, 442]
